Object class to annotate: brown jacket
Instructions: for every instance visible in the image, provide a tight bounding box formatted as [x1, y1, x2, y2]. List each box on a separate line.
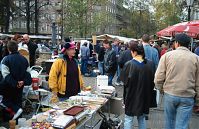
[154, 47, 199, 106]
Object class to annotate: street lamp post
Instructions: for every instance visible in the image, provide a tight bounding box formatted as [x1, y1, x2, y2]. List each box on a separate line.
[61, 0, 64, 41]
[186, 0, 194, 21]
[52, 22, 57, 47]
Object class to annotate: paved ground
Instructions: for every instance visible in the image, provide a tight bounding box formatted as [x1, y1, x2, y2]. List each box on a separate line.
[1, 76, 199, 129]
[83, 76, 199, 129]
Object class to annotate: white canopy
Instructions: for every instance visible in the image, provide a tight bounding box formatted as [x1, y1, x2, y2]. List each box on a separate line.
[0, 33, 61, 39]
[96, 34, 137, 43]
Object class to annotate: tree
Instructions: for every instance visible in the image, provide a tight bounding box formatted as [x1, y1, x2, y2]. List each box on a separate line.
[10, 0, 49, 34]
[153, 0, 182, 31]
[0, 0, 14, 33]
[124, 0, 157, 38]
[63, 0, 109, 38]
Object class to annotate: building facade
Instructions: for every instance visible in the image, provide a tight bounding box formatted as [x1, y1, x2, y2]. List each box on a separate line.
[192, 0, 199, 20]
[9, 0, 130, 37]
[10, 0, 62, 34]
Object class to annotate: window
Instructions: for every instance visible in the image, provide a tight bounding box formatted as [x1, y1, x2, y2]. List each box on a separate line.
[15, 1, 20, 7]
[22, 21, 26, 28]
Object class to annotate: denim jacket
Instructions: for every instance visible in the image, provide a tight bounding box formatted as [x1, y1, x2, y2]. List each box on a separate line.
[143, 44, 159, 69]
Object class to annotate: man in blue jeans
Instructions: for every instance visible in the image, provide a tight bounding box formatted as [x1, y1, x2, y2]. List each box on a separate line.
[80, 42, 90, 75]
[103, 40, 117, 86]
[154, 33, 199, 129]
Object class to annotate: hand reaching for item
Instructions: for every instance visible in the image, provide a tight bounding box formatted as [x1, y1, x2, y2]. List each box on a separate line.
[50, 93, 59, 103]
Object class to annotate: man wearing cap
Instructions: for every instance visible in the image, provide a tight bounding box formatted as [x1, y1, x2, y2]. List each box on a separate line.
[49, 42, 84, 102]
[154, 33, 199, 129]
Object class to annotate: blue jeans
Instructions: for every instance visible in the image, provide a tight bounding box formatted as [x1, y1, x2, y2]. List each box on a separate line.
[81, 59, 88, 75]
[164, 93, 194, 129]
[98, 61, 104, 75]
[116, 65, 121, 82]
[124, 114, 146, 129]
[108, 74, 114, 86]
[58, 97, 68, 102]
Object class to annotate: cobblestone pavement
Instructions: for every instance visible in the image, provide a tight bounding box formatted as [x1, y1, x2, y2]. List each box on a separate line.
[1, 76, 199, 129]
[83, 76, 199, 129]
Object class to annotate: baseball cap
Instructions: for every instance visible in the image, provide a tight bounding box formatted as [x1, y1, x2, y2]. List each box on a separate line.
[61, 42, 76, 53]
[173, 33, 191, 45]
[64, 37, 71, 43]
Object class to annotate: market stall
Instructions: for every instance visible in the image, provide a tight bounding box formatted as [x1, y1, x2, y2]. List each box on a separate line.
[13, 88, 119, 129]
[96, 34, 137, 43]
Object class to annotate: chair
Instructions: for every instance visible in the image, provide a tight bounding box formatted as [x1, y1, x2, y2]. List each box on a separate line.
[22, 66, 43, 108]
[30, 65, 43, 78]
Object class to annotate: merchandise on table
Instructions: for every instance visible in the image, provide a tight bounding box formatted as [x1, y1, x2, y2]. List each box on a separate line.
[52, 115, 74, 128]
[63, 106, 84, 116]
[32, 122, 52, 129]
[27, 93, 109, 129]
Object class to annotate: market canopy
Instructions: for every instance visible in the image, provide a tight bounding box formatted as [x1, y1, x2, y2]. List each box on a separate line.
[96, 34, 137, 43]
[157, 20, 199, 39]
[0, 33, 61, 39]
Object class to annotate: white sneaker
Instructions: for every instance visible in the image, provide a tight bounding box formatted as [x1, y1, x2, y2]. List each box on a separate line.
[114, 82, 120, 86]
[12, 108, 23, 120]
[120, 81, 124, 86]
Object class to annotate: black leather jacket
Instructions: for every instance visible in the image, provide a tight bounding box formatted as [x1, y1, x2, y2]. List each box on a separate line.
[104, 48, 117, 75]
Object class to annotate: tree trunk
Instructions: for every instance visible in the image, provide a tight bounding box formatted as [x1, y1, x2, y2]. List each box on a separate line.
[5, 0, 10, 33]
[1, 27, 3, 33]
[26, 0, 30, 34]
[61, 0, 64, 41]
[35, 0, 39, 34]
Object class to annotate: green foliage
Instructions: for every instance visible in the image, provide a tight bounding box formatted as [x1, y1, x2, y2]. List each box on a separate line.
[63, 0, 111, 38]
[153, 0, 181, 31]
[0, 0, 7, 26]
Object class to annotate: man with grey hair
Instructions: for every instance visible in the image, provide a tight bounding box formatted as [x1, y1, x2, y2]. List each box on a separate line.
[80, 42, 90, 75]
[112, 38, 121, 86]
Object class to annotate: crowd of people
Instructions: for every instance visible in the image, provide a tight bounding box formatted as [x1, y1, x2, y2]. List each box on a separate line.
[94, 34, 199, 129]
[0, 33, 199, 129]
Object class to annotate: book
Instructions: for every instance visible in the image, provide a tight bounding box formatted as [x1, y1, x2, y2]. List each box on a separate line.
[52, 115, 74, 128]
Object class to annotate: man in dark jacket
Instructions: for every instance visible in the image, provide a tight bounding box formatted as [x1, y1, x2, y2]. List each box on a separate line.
[0, 35, 9, 62]
[98, 43, 105, 75]
[23, 34, 38, 67]
[118, 41, 133, 69]
[103, 40, 117, 86]
[0, 40, 32, 120]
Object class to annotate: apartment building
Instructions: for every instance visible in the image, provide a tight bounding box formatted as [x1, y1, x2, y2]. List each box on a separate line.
[10, 0, 61, 34]
[9, 0, 130, 37]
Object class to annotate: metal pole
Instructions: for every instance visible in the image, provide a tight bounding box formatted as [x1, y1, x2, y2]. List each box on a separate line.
[61, 0, 64, 41]
[52, 22, 57, 47]
[188, 6, 191, 21]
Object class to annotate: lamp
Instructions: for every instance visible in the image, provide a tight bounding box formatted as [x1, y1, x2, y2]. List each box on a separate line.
[186, 0, 194, 21]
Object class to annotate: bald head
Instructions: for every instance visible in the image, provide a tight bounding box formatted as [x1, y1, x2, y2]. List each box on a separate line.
[23, 34, 30, 44]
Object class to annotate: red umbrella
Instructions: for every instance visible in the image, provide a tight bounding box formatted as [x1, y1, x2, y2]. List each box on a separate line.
[157, 20, 199, 39]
